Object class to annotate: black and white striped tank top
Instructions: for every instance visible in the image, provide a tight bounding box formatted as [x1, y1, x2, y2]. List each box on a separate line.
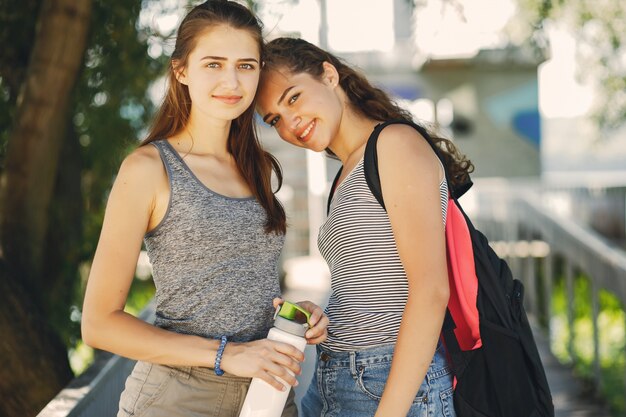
[318, 157, 448, 351]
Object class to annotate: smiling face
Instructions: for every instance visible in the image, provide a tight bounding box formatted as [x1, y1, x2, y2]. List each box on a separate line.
[257, 63, 344, 152]
[176, 24, 261, 123]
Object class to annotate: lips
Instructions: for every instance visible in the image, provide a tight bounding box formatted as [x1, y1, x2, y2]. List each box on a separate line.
[297, 120, 316, 143]
[213, 95, 242, 105]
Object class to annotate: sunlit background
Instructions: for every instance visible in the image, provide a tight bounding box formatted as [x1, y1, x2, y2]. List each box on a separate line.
[144, 0, 626, 177]
[5, 1, 625, 416]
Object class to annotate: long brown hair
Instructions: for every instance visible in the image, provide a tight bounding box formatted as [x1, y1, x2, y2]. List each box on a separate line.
[143, 0, 285, 234]
[261, 37, 473, 190]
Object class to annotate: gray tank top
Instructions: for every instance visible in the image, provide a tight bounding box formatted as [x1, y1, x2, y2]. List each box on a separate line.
[144, 140, 284, 342]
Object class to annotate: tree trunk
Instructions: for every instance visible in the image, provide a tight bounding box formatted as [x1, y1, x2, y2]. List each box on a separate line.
[0, 262, 74, 417]
[1, 0, 92, 294]
[43, 121, 84, 339]
[0, 0, 92, 415]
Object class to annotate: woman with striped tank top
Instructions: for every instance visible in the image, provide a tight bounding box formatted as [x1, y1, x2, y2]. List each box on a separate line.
[81, 3, 328, 417]
[257, 38, 474, 417]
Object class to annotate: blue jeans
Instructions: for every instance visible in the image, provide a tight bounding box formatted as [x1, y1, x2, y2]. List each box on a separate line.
[300, 342, 455, 417]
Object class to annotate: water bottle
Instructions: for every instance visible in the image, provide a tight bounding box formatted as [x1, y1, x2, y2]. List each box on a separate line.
[238, 301, 310, 417]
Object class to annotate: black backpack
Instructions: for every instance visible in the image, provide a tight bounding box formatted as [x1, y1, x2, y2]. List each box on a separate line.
[327, 120, 554, 417]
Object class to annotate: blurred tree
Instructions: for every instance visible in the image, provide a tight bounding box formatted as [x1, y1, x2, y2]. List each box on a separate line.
[516, 0, 626, 132]
[0, 1, 91, 414]
[0, 0, 165, 414]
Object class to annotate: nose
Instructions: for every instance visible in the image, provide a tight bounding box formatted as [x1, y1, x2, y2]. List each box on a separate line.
[285, 110, 301, 133]
[221, 67, 238, 89]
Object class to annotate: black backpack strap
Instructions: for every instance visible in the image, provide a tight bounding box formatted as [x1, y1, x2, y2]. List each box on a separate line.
[326, 166, 344, 215]
[363, 119, 472, 211]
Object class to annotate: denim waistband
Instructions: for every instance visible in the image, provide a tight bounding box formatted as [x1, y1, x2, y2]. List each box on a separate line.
[316, 343, 396, 367]
[315, 342, 451, 381]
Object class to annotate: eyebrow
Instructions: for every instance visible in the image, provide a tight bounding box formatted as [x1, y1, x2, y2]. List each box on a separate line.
[200, 56, 259, 63]
[262, 85, 295, 123]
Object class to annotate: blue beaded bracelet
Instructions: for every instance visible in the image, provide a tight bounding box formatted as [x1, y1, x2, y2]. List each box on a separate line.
[214, 335, 227, 376]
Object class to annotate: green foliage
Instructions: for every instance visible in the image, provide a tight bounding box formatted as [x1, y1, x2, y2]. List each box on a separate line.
[76, 0, 167, 258]
[124, 276, 157, 317]
[550, 273, 626, 416]
[515, 0, 626, 132]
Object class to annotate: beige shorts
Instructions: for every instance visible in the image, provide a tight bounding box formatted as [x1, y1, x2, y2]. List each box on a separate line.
[118, 361, 297, 417]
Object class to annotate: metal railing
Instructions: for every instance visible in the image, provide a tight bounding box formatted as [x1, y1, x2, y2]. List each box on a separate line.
[471, 181, 626, 404]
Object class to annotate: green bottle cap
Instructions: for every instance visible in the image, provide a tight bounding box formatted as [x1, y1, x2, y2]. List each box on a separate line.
[277, 301, 312, 326]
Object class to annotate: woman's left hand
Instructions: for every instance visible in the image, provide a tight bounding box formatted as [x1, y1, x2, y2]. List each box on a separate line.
[273, 298, 328, 345]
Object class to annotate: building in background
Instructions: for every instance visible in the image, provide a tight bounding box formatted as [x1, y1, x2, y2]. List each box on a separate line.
[416, 46, 544, 177]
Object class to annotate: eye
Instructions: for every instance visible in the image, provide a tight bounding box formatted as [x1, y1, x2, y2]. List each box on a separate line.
[206, 62, 220, 68]
[288, 93, 300, 105]
[239, 63, 256, 70]
[267, 115, 280, 127]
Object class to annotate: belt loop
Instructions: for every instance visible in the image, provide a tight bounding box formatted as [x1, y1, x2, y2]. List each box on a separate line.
[349, 351, 357, 377]
[178, 366, 192, 380]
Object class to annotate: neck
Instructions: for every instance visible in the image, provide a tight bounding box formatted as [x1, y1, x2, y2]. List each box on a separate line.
[179, 108, 233, 156]
[328, 104, 379, 164]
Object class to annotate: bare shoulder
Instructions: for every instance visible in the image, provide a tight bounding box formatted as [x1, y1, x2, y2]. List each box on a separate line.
[115, 143, 164, 185]
[376, 124, 444, 222]
[100, 143, 167, 228]
[377, 123, 422, 141]
[376, 123, 439, 172]
[120, 143, 161, 174]
[106, 143, 166, 211]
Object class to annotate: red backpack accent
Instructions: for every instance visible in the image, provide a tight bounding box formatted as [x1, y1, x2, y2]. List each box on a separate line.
[446, 199, 482, 351]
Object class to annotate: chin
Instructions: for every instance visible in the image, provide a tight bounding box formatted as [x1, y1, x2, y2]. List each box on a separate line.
[307, 142, 327, 153]
[222, 108, 249, 121]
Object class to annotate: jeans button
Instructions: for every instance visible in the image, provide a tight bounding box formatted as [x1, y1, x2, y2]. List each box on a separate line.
[320, 352, 330, 361]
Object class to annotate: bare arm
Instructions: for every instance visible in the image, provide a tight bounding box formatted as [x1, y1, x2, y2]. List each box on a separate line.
[81, 146, 303, 390]
[373, 125, 450, 417]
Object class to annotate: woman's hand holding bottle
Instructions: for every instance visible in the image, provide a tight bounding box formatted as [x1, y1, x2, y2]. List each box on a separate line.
[220, 338, 303, 391]
[272, 298, 329, 345]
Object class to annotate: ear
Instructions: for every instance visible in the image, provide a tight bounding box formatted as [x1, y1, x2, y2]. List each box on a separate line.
[321, 61, 339, 88]
[172, 60, 188, 85]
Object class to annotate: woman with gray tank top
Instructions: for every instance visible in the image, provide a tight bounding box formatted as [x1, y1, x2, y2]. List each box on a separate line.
[81, 3, 328, 417]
